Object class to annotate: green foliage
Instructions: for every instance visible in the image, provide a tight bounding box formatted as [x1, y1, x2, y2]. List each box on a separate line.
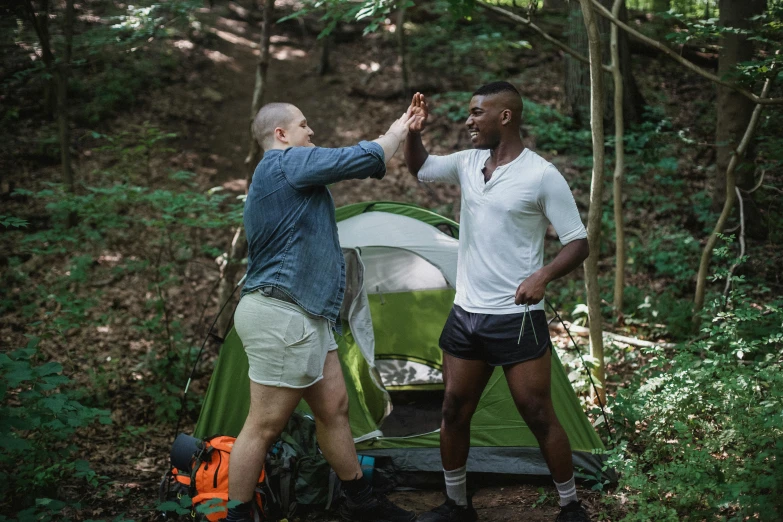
[407, 3, 529, 82]
[4, 1, 196, 126]
[5, 144, 242, 420]
[0, 338, 111, 514]
[522, 99, 592, 155]
[622, 288, 695, 341]
[0, 215, 29, 228]
[607, 285, 783, 520]
[627, 225, 700, 291]
[279, 0, 415, 38]
[661, 4, 782, 86]
[430, 91, 473, 122]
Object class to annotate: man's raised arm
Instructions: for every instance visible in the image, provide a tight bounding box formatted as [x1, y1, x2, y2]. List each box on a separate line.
[404, 92, 429, 177]
[373, 110, 415, 165]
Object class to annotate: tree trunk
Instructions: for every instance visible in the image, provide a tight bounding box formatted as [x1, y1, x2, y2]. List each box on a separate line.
[578, 0, 607, 404]
[214, 227, 249, 338]
[39, 0, 56, 117]
[215, 0, 275, 337]
[397, 5, 410, 97]
[59, 0, 75, 197]
[694, 75, 773, 321]
[244, 0, 275, 167]
[318, 34, 331, 76]
[565, 2, 591, 127]
[713, 0, 766, 238]
[25, 0, 75, 197]
[565, 0, 644, 129]
[610, 0, 626, 322]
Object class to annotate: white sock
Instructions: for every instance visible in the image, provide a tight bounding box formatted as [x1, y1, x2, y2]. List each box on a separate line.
[554, 475, 578, 507]
[444, 465, 467, 506]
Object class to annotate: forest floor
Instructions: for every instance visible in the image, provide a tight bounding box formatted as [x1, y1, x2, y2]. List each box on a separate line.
[9, 1, 765, 520]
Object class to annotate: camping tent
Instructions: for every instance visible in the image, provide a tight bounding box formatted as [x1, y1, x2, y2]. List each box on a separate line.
[194, 201, 608, 479]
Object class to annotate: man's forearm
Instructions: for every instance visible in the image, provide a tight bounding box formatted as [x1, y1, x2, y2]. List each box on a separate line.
[373, 133, 405, 165]
[539, 238, 590, 283]
[404, 131, 429, 177]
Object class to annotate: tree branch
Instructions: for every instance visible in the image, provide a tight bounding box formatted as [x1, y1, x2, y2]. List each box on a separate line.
[478, 1, 612, 73]
[723, 186, 746, 297]
[24, 0, 55, 67]
[245, 0, 275, 167]
[590, 0, 783, 105]
[693, 74, 774, 318]
[742, 169, 765, 194]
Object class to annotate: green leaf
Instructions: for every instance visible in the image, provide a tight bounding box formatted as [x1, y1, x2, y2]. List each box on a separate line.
[0, 437, 31, 451]
[35, 498, 67, 511]
[42, 394, 67, 413]
[36, 361, 63, 377]
[5, 366, 35, 387]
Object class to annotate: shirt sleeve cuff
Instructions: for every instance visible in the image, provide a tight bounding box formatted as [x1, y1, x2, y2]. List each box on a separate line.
[357, 140, 387, 179]
[559, 227, 588, 245]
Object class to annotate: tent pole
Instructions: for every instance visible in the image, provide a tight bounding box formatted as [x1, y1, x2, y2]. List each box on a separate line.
[171, 274, 246, 443]
[546, 299, 614, 445]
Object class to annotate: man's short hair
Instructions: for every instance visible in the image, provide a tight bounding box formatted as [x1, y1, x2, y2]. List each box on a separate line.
[473, 81, 521, 98]
[473, 81, 523, 119]
[252, 102, 297, 150]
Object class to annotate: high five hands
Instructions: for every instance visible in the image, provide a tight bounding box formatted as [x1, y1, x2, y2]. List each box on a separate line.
[380, 92, 429, 140]
[408, 92, 428, 133]
[385, 109, 417, 139]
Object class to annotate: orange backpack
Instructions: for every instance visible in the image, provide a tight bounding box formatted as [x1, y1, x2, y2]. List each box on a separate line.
[163, 435, 267, 521]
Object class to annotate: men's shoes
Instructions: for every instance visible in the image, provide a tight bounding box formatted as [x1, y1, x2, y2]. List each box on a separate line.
[416, 496, 477, 522]
[338, 486, 416, 522]
[555, 500, 590, 522]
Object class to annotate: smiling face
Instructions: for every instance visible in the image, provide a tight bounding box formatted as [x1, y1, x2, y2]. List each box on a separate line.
[465, 90, 523, 150]
[465, 95, 505, 149]
[280, 106, 315, 148]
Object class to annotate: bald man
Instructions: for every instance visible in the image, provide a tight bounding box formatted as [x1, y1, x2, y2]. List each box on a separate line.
[405, 83, 591, 522]
[227, 103, 415, 522]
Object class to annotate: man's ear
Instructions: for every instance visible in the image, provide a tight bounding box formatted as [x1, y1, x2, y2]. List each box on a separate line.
[500, 109, 512, 126]
[274, 127, 287, 143]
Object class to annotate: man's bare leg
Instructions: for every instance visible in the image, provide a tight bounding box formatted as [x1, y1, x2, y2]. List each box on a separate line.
[440, 354, 494, 471]
[302, 351, 362, 480]
[228, 381, 305, 502]
[503, 351, 573, 482]
[303, 351, 414, 522]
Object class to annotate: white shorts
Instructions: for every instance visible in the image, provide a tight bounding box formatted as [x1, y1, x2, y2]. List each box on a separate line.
[233, 291, 338, 388]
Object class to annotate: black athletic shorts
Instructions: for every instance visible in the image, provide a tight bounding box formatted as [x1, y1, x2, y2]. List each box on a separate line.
[439, 305, 551, 367]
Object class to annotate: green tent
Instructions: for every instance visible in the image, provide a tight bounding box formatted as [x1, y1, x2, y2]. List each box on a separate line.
[194, 201, 608, 479]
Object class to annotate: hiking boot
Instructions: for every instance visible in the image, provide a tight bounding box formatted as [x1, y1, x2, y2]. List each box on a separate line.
[416, 496, 477, 522]
[338, 486, 415, 522]
[555, 500, 589, 522]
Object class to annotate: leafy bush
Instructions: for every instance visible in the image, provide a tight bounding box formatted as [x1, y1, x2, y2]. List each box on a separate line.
[627, 225, 700, 292]
[0, 338, 112, 516]
[606, 286, 783, 520]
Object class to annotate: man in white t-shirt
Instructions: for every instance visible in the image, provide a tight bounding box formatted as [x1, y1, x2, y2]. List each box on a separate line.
[405, 83, 590, 522]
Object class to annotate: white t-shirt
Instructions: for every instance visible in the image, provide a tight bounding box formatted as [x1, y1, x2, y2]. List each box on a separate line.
[418, 148, 586, 313]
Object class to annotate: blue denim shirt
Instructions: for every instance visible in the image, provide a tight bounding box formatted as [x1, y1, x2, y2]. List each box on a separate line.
[242, 141, 386, 329]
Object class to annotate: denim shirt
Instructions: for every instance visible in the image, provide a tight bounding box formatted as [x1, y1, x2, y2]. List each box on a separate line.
[242, 141, 386, 330]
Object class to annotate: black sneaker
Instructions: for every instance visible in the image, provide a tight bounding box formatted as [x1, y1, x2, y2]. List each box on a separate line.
[338, 486, 416, 522]
[416, 496, 477, 522]
[556, 500, 589, 522]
